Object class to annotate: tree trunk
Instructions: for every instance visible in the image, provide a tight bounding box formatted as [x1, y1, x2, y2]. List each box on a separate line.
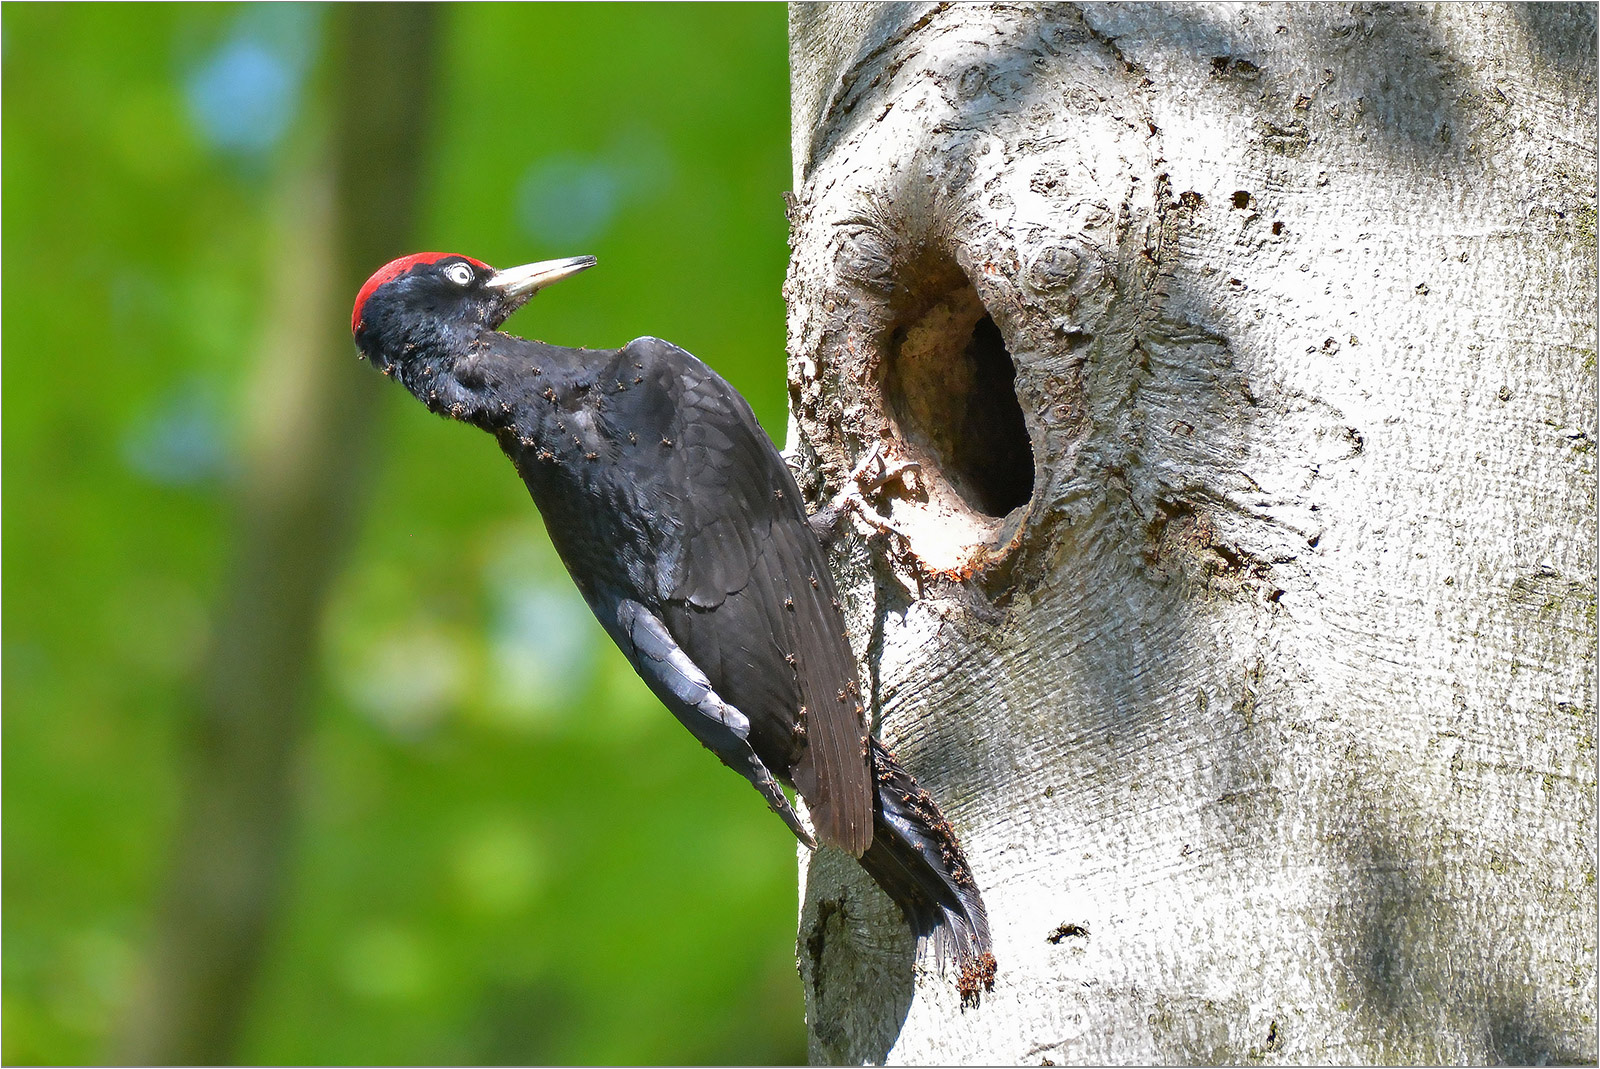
[784, 3, 1596, 1063]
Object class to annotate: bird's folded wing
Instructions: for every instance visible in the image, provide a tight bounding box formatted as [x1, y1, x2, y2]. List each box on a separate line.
[633, 341, 871, 854]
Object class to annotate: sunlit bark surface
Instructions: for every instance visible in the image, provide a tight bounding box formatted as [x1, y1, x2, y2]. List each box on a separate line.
[785, 4, 1596, 1063]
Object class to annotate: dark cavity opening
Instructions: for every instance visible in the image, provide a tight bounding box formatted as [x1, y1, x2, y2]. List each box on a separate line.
[884, 295, 1035, 518]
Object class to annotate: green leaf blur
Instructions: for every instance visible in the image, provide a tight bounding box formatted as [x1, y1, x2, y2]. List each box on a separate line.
[3, 4, 805, 1064]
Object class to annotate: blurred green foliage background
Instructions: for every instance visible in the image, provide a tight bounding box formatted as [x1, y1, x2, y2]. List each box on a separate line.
[4, 4, 807, 1064]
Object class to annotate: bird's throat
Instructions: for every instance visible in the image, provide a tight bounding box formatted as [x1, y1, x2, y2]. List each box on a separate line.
[395, 336, 610, 463]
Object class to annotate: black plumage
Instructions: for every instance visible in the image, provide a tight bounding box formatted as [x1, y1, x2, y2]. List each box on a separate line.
[351, 252, 993, 986]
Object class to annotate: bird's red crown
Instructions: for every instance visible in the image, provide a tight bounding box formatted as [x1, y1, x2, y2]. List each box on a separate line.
[351, 252, 490, 334]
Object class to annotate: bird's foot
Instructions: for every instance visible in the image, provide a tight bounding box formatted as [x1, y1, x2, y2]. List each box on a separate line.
[810, 442, 921, 542]
[849, 442, 922, 498]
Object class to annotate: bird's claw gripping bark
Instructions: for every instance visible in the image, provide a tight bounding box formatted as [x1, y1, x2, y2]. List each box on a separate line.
[849, 442, 922, 497]
[814, 442, 920, 541]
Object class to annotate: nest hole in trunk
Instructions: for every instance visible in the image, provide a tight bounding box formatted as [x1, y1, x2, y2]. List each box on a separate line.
[882, 286, 1035, 520]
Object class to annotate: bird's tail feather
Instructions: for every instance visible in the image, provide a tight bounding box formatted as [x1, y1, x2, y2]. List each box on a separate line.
[859, 738, 996, 1005]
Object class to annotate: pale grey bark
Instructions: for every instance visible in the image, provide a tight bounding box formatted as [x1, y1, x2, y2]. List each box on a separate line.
[785, 3, 1596, 1064]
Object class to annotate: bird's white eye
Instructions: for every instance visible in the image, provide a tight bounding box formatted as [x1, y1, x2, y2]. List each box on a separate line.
[444, 262, 474, 286]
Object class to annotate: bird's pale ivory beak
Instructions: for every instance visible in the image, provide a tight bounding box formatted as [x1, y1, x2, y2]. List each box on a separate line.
[486, 255, 598, 300]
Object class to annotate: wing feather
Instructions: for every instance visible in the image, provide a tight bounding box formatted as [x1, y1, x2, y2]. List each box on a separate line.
[617, 338, 871, 854]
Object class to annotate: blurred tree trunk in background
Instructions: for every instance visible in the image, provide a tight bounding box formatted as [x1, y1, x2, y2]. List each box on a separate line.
[114, 7, 440, 1063]
[784, 3, 1596, 1063]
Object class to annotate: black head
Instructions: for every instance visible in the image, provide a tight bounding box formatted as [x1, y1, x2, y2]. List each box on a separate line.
[351, 252, 595, 374]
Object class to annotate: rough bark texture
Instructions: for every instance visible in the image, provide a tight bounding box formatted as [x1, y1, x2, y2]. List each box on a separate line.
[784, 3, 1596, 1064]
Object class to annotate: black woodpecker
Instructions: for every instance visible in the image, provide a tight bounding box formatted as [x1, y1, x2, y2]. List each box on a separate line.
[350, 251, 995, 995]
